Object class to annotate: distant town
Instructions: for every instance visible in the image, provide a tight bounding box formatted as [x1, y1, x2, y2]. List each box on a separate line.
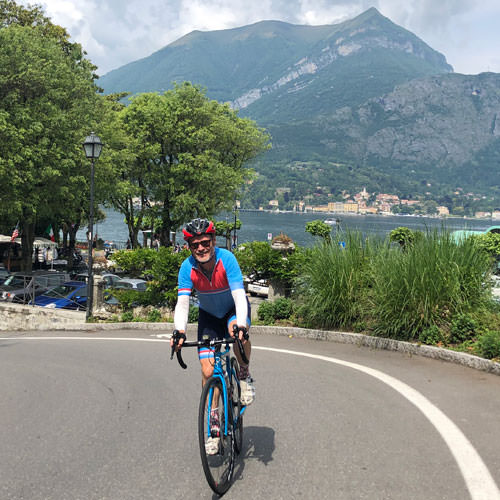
[256, 187, 500, 219]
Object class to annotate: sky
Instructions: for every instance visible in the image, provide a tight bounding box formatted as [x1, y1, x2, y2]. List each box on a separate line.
[20, 0, 500, 76]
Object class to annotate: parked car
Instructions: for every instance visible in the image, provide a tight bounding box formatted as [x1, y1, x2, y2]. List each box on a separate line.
[247, 278, 269, 298]
[0, 270, 69, 303]
[113, 278, 148, 291]
[0, 267, 10, 283]
[104, 278, 147, 306]
[74, 272, 122, 287]
[32, 281, 87, 310]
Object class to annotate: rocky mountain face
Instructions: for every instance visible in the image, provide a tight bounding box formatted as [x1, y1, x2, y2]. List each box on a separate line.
[98, 8, 500, 198]
[281, 73, 500, 189]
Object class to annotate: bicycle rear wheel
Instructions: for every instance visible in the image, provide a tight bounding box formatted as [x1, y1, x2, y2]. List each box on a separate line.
[198, 377, 234, 495]
[230, 357, 243, 454]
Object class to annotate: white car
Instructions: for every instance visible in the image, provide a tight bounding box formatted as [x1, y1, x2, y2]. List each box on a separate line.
[114, 278, 148, 291]
[247, 279, 269, 298]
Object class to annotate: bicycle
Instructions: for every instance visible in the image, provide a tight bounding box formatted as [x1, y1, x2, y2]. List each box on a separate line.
[171, 325, 249, 495]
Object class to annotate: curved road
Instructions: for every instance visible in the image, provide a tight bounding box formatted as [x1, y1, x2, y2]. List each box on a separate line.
[1, 330, 499, 500]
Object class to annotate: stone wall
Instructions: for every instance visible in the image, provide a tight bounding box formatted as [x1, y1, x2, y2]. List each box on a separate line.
[0, 303, 86, 331]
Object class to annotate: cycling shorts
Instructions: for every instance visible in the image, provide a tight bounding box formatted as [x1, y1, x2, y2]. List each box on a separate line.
[197, 299, 251, 360]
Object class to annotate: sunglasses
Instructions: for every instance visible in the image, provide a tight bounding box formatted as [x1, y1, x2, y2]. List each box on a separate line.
[189, 239, 212, 250]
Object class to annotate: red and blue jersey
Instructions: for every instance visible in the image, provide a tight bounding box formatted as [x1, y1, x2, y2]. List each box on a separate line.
[178, 247, 244, 318]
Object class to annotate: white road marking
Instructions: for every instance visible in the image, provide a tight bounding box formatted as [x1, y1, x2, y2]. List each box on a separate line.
[254, 346, 500, 500]
[2, 336, 499, 499]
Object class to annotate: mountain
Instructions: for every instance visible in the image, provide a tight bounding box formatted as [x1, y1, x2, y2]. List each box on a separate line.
[98, 9, 500, 205]
[100, 8, 451, 123]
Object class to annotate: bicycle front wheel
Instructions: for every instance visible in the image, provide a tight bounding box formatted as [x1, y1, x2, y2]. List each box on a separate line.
[198, 377, 234, 495]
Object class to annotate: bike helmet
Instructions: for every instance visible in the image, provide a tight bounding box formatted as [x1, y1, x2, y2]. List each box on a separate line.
[182, 218, 216, 241]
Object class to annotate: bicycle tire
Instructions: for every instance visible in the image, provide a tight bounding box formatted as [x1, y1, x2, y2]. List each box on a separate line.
[230, 357, 243, 454]
[198, 377, 234, 495]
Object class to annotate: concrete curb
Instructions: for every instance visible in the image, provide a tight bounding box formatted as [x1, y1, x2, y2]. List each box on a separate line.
[6, 321, 500, 377]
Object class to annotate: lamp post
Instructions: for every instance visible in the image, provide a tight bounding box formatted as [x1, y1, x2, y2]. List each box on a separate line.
[82, 132, 103, 321]
[232, 197, 239, 251]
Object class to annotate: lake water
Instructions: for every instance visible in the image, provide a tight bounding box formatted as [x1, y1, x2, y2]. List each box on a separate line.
[80, 209, 497, 248]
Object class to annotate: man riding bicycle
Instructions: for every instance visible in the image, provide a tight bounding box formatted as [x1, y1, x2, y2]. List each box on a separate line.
[170, 218, 255, 454]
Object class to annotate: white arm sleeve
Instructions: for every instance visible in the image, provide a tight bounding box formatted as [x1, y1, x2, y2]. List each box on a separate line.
[174, 294, 190, 332]
[231, 288, 248, 326]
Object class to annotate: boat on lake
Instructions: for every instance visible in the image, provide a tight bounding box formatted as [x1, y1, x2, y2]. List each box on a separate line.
[324, 218, 341, 226]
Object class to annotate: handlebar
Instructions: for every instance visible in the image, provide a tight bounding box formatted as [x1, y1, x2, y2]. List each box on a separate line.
[170, 325, 249, 369]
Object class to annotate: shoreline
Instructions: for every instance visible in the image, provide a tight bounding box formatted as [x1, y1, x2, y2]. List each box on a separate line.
[239, 208, 498, 223]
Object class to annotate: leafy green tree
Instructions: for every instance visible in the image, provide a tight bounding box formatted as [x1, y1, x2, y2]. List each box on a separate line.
[305, 220, 332, 241]
[389, 227, 416, 250]
[0, 23, 99, 269]
[114, 83, 270, 246]
[215, 219, 241, 250]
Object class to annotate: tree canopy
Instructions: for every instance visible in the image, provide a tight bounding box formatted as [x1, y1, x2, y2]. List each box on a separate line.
[0, 8, 100, 268]
[112, 83, 270, 246]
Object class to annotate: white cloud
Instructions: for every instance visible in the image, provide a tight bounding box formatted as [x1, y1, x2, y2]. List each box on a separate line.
[16, 0, 500, 75]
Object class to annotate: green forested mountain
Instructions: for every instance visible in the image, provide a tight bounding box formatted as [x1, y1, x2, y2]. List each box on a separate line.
[99, 8, 500, 207]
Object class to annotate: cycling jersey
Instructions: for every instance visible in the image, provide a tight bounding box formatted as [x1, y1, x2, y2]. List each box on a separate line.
[177, 247, 245, 318]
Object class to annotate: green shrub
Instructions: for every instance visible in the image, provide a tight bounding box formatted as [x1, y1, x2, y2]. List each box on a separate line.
[389, 226, 418, 249]
[121, 311, 134, 322]
[419, 325, 446, 346]
[257, 298, 294, 324]
[235, 241, 306, 293]
[257, 301, 277, 324]
[188, 305, 199, 323]
[372, 230, 492, 341]
[272, 297, 294, 320]
[112, 247, 188, 308]
[147, 309, 162, 322]
[450, 314, 479, 343]
[298, 231, 379, 329]
[475, 330, 500, 359]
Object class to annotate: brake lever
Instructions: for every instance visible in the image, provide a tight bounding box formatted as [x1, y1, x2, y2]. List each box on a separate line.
[170, 331, 188, 368]
[232, 325, 249, 365]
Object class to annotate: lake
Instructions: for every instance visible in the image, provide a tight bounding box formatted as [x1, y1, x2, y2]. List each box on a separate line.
[80, 209, 497, 248]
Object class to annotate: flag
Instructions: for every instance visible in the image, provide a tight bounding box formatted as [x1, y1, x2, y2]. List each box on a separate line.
[45, 224, 55, 242]
[10, 222, 19, 242]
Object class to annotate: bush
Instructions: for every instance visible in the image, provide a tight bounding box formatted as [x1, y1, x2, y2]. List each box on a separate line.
[273, 297, 294, 319]
[450, 314, 479, 343]
[257, 301, 275, 324]
[112, 247, 188, 308]
[188, 305, 199, 323]
[475, 330, 500, 359]
[298, 231, 379, 329]
[372, 230, 493, 341]
[389, 226, 417, 249]
[121, 311, 134, 322]
[257, 298, 294, 324]
[419, 325, 446, 346]
[235, 241, 306, 290]
[147, 309, 162, 322]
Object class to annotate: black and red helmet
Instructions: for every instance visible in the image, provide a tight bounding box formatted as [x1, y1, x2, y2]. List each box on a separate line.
[182, 218, 216, 241]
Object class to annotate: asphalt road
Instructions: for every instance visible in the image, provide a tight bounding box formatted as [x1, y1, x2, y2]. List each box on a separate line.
[1, 330, 499, 500]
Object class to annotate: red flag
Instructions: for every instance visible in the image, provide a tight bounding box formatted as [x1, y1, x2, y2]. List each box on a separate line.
[10, 222, 19, 242]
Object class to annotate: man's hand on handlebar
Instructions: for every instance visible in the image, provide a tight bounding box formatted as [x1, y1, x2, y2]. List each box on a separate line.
[231, 324, 249, 343]
[170, 330, 186, 354]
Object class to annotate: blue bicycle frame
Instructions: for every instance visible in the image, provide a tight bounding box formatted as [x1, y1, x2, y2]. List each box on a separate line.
[205, 345, 246, 439]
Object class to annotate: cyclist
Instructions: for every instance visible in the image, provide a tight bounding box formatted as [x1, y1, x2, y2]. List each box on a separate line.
[170, 218, 255, 454]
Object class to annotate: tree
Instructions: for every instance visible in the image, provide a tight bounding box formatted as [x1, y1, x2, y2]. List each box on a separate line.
[114, 83, 270, 246]
[305, 220, 332, 241]
[215, 219, 242, 250]
[0, 23, 100, 269]
[389, 227, 416, 250]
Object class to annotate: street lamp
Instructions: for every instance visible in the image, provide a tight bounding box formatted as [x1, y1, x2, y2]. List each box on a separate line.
[232, 197, 239, 251]
[82, 132, 103, 321]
